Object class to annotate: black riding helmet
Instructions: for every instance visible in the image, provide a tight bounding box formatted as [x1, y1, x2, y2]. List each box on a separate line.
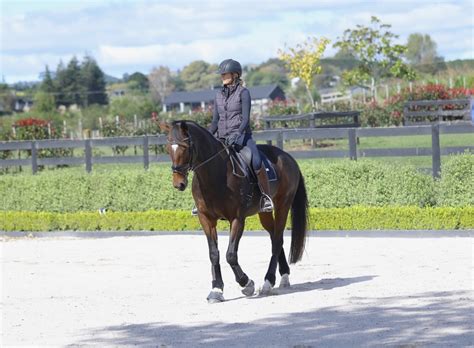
[216, 59, 242, 76]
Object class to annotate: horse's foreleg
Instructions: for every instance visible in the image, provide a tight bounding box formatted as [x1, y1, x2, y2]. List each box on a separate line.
[200, 215, 224, 303]
[226, 218, 255, 296]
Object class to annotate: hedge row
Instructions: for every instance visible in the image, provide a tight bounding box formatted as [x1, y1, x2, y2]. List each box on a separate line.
[1, 154, 472, 212]
[2, 207, 473, 231]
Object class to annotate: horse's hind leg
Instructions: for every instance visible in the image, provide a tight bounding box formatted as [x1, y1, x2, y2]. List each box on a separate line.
[259, 207, 291, 294]
[226, 218, 255, 296]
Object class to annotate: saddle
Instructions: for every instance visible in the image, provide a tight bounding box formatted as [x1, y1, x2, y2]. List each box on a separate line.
[229, 146, 278, 183]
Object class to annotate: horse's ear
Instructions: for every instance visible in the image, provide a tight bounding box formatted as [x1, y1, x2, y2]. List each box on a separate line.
[180, 121, 189, 135]
[159, 121, 171, 133]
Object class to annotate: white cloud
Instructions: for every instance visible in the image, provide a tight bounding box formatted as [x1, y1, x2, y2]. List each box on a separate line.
[1, 0, 472, 82]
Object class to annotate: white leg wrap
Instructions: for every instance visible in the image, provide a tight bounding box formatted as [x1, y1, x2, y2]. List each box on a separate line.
[279, 273, 290, 288]
[260, 279, 273, 295]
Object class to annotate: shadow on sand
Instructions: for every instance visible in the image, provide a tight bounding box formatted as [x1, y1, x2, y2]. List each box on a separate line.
[69, 287, 473, 347]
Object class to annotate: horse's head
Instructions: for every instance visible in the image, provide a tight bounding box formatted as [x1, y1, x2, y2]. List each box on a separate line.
[163, 121, 193, 191]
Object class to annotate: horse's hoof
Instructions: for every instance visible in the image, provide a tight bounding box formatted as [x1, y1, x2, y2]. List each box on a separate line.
[207, 288, 224, 303]
[259, 279, 274, 296]
[241, 279, 255, 296]
[279, 274, 290, 288]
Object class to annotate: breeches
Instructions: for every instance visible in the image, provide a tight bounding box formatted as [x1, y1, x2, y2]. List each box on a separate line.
[243, 138, 262, 171]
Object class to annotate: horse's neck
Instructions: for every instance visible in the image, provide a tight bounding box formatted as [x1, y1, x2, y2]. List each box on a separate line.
[190, 127, 228, 184]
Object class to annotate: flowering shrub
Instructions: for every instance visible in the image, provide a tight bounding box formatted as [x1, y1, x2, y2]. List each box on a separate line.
[11, 117, 72, 166]
[361, 84, 474, 127]
[14, 118, 51, 141]
[267, 98, 299, 116]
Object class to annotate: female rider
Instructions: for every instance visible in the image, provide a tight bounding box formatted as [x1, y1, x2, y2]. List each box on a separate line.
[192, 58, 274, 215]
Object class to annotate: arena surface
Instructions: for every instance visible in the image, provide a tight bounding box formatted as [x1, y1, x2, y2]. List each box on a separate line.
[1, 233, 473, 347]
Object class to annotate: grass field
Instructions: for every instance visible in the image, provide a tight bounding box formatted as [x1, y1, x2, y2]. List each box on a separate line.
[2, 133, 472, 174]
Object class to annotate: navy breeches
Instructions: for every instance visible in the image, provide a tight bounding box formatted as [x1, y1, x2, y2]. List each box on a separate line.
[242, 137, 262, 171]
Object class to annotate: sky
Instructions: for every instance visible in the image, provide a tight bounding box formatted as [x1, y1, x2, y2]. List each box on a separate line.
[1, 0, 473, 83]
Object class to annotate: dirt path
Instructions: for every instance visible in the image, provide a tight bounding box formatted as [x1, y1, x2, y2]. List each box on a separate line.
[1, 234, 473, 347]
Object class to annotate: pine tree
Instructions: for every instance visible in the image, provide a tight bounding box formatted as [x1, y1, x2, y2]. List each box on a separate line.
[41, 65, 56, 94]
[81, 55, 108, 106]
[65, 56, 85, 106]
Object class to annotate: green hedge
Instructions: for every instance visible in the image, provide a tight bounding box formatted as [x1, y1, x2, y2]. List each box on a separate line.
[1, 207, 473, 231]
[1, 154, 472, 212]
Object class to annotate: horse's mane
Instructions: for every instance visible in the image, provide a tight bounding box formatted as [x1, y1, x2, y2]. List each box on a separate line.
[171, 120, 218, 145]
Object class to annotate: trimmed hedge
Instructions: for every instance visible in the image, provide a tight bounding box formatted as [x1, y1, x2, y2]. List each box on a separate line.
[1, 207, 473, 231]
[1, 154, 472, 212]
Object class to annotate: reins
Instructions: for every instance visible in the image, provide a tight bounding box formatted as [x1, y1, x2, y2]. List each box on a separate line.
[169, 132, 246, 178]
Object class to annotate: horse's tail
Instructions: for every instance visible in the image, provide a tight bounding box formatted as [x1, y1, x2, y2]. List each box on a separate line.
[289, 170, 309, 264]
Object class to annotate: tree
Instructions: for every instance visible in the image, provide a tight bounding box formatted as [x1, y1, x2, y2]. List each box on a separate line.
[81, 56, 108, 106]
[334, 16, 415, 97]
[127, 72, 149, 92]
[0, 83, 15, 114]
[33, 91, 56, 113]
[148, 66, 174, 104]
[55, 57, 85, 106]
[278, 36, 330, 109]
[41, 65, 56, 93]
[406, 33, 445, 73]
[180, 60, 220, 90]
[245, 58, 289, 88]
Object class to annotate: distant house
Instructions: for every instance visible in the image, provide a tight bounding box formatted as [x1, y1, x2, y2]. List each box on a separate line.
[319, 86, 369, 104]
[163, 84, 285, 115]
[14, 98, 33, 112]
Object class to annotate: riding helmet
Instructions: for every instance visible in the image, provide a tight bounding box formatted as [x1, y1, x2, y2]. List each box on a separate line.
[216, 59, 242, 76]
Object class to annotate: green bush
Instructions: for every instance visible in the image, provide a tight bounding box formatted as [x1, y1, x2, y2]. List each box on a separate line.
[1, 207, 472, 231]
[302, 160, 436, 207]
[1, 157, 472, 212]
[437, 152, 474, 206]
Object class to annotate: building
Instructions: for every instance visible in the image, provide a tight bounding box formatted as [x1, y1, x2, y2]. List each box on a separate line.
[14, 98, 33, 112]
[163, 84, 286, 115]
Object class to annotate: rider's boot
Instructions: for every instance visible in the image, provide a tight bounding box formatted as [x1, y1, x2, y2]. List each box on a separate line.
[256, 164, 274, 212]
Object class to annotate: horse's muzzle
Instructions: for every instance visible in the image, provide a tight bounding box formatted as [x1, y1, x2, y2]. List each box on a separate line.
[175, 182, 187, 191]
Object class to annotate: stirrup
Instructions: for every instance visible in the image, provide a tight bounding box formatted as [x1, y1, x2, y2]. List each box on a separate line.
[191, 206, 198, 216]
[260, 194, 274, 213]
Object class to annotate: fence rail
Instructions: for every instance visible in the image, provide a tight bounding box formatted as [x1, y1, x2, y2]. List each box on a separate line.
[0, 124, 472, 178]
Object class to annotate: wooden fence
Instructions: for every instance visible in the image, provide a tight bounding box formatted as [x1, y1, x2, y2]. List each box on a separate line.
[0, 123, 472, 178]
[262, 111, 360, 129]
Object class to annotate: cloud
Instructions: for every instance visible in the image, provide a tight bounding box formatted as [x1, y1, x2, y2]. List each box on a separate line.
[1, 0, 472, 82]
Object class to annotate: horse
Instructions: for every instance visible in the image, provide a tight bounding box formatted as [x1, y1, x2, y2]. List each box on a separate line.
[164, 120, 308, 303]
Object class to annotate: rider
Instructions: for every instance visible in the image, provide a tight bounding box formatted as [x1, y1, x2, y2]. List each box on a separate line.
[191, 58, 274, 215]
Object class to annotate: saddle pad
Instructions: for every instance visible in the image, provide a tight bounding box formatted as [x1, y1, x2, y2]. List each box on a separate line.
[261, 152, 278, 182]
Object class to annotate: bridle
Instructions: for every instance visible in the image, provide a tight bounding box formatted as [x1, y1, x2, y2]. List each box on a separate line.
[168, 134, 228, 176]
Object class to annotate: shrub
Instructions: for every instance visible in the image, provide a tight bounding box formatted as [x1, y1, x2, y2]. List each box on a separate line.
[1, 207, 472, 231]
[437, 152, 474, 207]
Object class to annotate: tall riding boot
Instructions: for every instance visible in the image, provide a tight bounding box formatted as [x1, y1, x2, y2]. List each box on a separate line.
[256, 165, 274, 212]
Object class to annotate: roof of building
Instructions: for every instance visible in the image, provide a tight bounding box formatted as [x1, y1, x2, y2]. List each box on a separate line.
[164, 84, 284, 105]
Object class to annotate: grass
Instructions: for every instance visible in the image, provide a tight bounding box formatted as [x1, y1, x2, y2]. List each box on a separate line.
[2, 133, 472, 175]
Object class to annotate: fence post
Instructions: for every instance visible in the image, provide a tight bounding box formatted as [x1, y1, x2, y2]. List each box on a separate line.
[431, 124, 441, 178]
[85, 139, 92, 173]
[265, 120, 272, 146]
[348, 129, 357, 160]
[276, 131, 284, 149]
[31, 141, 38, 174]
[143, 135, 149, 170]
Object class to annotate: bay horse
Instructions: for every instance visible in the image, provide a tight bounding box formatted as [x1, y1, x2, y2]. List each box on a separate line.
[164, 120, 308, 303]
